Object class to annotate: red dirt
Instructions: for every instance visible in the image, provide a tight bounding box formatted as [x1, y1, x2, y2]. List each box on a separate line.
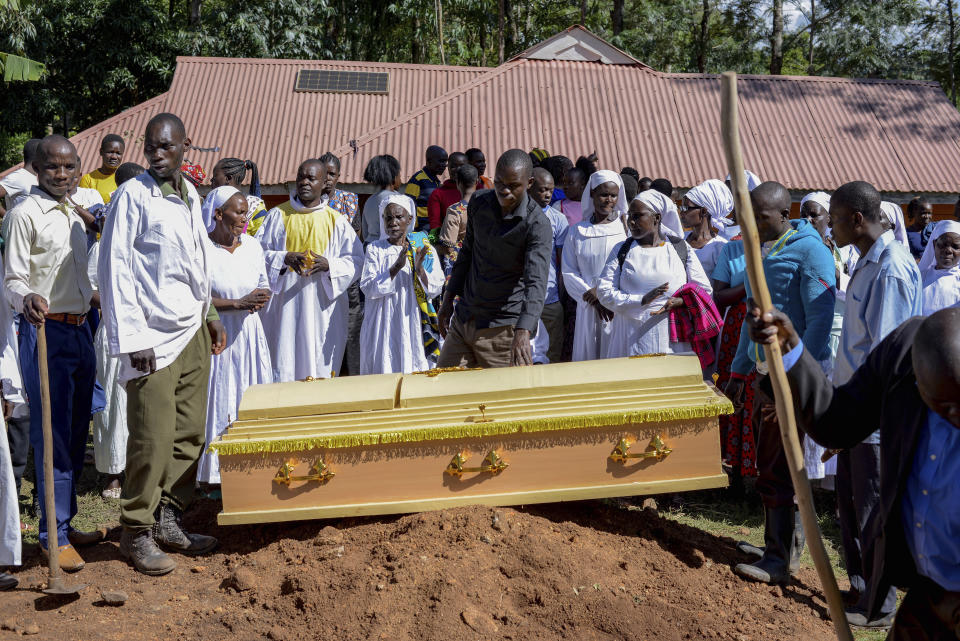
[0, 499, 837, 641]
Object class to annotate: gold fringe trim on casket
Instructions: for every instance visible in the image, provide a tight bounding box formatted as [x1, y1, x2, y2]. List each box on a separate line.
[209, 398, 734, 456]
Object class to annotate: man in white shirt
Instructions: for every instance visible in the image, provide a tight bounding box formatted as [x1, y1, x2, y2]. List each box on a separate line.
[2, 135, 100, 572]
[99, 113, 226, 576]
[0, 138, 40, 221]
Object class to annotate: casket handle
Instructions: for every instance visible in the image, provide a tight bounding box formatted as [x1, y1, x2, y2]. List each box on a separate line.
[609, 435, 673, 463]
[273, 459, 335, 487]
[445, 450, 508, 477]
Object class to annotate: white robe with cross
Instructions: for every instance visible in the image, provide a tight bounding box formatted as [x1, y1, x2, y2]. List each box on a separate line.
[256, 197, 363, 382]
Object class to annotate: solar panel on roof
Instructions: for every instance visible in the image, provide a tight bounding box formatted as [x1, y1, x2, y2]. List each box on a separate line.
[295, 69, 390, 94]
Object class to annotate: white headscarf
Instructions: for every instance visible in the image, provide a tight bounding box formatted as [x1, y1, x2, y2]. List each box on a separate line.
[879, 201, 909, 248]
[800, 191, 831, 215]
[919, 220, 960, 273]
[724, 170, 762, 192]
[685, 179, 734, 235]
[633, 190, 683, 239]
[201, 186, 242, 233]
[919, 220, 960, 315]
[581, 170, 628, 222]
[378, 193, 416, 240]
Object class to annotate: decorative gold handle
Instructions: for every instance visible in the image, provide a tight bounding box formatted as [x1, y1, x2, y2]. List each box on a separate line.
[609, 435, 673, 463]
[445, 450, 508, 477]
[273, 459, 335, 486]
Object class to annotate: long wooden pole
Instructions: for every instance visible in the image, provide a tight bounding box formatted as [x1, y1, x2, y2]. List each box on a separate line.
[720, 72, 853, 641]
[38, 324, 64, 591]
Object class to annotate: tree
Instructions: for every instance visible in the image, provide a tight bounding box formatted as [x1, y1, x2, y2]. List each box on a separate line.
[770, 0, 783, 74]
[612, 0, 624, 34]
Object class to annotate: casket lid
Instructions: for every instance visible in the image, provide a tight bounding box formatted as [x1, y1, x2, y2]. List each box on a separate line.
[214, 355, 733, 455]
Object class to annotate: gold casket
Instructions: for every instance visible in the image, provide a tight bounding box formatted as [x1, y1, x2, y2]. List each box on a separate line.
[212, 356, 733, 525]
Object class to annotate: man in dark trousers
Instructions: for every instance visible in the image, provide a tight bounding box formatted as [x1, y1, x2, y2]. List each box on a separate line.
[746, 304, 960, 639]
[436, 149, 552, 368]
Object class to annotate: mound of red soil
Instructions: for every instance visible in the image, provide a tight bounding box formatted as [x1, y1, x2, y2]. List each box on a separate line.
[0, 500, 836, 640]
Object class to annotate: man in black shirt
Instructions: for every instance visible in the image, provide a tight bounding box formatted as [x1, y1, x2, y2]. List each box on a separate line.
[437, 149, 552, 368]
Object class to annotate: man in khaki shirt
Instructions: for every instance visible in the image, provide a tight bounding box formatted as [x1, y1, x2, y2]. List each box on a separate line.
[2, 135, 101, 572]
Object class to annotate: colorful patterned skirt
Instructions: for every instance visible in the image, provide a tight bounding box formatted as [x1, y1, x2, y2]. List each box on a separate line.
[714, 301, 758, 477]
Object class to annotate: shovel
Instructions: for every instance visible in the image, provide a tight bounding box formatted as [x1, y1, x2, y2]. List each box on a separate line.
[37, 322, 85, 595]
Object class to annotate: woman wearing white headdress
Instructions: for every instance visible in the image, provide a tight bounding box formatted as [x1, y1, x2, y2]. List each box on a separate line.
[680, 180, 730, 278]
[256, 158, 364, 382]
[918, 220, 960, 315]
[718, 171, 760, 239]
[687, 178, 739, 242]
[359, 194, 444, 374]
[198, 186, 273, 485]
[879, 201, 910, 250]
[597, 191, 712, 358]
[561, 170, 628, 361]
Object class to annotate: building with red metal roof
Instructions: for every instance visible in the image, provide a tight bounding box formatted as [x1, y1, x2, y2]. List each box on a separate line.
[6, 26, 960, 204]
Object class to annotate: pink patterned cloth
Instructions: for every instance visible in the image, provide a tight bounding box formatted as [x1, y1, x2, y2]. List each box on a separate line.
[668, 282, 724, 368]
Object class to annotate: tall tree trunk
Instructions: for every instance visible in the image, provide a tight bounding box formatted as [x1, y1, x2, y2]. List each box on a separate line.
[697, 0, 709, 73]
[505, 0, 515, 57]
[770, 0, 783, 74]
[807, 0, 815, 74]
[612, 0, 624, 35]
[189, 0, 201, 28]
[498, 0, 505, 64]
[435, 0, 446, 65]
[412, 16, 422, 63]
[480, 20, 487, 66]
[948, 0, 957, 104]
[580, 0, 588, 25]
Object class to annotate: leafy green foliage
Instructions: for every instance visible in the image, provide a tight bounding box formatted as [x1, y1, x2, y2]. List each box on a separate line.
[0, 0, 956, 167]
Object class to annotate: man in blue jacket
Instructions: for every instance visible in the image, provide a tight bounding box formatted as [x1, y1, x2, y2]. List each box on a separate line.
[724, 181, 836, 585]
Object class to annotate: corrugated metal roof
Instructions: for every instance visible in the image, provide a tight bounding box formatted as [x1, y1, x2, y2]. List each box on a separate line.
[336, 60, 960, 193]
[20, 57, 485, 185]
[7, 30, 960, 194]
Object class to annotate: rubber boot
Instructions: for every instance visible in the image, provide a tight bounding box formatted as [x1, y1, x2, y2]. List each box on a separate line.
[734, 505, 793, 584]
[119, 528, 176, 576]
[789, 508, 805, 573]
[153, 504, 218, 556]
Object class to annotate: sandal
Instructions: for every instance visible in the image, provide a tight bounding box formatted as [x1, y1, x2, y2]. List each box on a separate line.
[101, 486, 122, 500]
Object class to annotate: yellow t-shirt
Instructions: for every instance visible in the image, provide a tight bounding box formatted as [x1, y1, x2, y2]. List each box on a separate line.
[78, 169, 118, 203]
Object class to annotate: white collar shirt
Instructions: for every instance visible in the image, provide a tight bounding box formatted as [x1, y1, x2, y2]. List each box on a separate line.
[97, 173, 212, 382]
[2, 186, 92, 315]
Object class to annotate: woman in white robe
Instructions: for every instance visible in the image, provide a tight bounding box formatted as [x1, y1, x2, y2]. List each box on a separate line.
[880, 201, 911, 250]
[198, 187, 273, 485]
[919, 220, 960, 316]
[561, 170, 628, 361]
[86, 240, 127, 498]
[681, 180, 731, 278]
[359, 195, 444, 374]
[255, 159, 364, 381]
[598, 191, 712, 358]
[0, 254, 21, 588]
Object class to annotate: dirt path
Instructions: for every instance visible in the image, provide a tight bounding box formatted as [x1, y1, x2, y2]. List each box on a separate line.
[0, 499, 836, 640]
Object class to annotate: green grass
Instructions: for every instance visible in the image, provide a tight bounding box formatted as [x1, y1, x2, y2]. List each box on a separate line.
[17, 447, 121, 546]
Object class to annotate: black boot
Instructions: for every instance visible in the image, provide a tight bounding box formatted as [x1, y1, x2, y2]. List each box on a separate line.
[789, 508, 805, 573]
[734, 505, 793, 584]
[119, 527, 176, 576]
[152, 504, 218, 556]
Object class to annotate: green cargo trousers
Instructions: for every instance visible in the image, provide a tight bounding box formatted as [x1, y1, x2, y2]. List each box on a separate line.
[120, 326, 211, 530]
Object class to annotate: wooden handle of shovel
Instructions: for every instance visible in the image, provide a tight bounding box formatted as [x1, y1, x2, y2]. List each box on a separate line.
[37, 323, 63, 585]
[720, 72, 853, 641]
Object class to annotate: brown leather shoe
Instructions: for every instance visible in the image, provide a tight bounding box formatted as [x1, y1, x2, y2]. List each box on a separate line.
[68, 527, 107, 547]
[40, 544, 85, 572]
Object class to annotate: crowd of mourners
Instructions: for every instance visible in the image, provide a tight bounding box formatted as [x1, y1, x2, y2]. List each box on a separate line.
[0, 112, 958, 639]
